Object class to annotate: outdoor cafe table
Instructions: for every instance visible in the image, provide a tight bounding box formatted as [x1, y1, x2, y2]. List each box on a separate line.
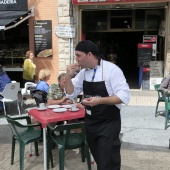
[29, 108, 85, 170]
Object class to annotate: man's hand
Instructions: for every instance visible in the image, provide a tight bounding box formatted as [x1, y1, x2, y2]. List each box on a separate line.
[82, 97, 100, 107]
[66, 63, 80, 78]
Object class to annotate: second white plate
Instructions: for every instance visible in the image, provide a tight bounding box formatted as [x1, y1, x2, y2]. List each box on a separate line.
[53, 108, 67, 113]
[61, 104, 74, 109]
[47, 105, 61, 109]
[69, 108, 79, 112]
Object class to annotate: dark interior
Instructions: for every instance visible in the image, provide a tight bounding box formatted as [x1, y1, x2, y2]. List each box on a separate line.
[85, 32, 145, 89]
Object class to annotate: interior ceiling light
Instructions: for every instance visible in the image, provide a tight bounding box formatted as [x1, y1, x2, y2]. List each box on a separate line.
[20, 17, 23, 20]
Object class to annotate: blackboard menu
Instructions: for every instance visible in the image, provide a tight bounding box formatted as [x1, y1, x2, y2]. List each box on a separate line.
[34, 20, 52, 57]
[137, 43, 152, 67]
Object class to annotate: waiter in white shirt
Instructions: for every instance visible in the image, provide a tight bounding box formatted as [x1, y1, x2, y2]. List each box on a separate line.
[65, 40, 130, 170]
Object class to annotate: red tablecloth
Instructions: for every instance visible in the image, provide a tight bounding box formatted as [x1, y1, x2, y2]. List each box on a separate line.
[29, 108, 85, 128]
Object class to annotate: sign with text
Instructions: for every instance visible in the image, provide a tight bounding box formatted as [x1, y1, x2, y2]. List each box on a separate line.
[55, 25, 76, 38]
[72, 0, 167, 5]
[150, 61, 163, 78]
[143, 35, 157, 43]
[137, 43, 152, 67]
[34, 20, 52, 57]
[0, 0, 27, 10]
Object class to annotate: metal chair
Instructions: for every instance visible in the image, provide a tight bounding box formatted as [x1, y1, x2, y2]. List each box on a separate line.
[154, 84, 165, 117]
[47, 122, 91, 170]
[0, 82, 21, 115]
[5, 115, 43, 170]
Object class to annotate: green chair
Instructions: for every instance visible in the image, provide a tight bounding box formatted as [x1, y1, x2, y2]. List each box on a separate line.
[5, 115, 43, 170]
[163, 92, 170, 130]
[154, 84, 165, 117]
[47, 122, 91, 170]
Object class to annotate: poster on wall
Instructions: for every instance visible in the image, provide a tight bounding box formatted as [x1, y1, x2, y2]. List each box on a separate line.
[137, 43, 152, 67]
[34, 20, 52, 57]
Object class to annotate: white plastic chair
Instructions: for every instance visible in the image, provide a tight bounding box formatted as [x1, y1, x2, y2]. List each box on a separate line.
[0, 82, 21, 115]
[21, 82, 36, 108]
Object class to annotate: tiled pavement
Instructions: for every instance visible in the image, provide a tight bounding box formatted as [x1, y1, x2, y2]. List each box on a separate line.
[1, 90, 170, 170]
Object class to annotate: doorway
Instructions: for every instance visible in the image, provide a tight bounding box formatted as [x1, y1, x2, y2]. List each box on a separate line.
[85, 31, 145, 89]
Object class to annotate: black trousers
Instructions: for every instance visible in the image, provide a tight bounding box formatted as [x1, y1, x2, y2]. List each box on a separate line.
[86, 119, 121, 170]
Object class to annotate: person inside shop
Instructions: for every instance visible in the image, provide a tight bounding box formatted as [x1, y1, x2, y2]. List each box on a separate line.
[22, 50, 36, 87]
[107, 48, 118, 64]
[159, 74, 170, 92]
[65, 40, 130, 170]
[47, 73, 84, 109]
[0, 65, 11, 112]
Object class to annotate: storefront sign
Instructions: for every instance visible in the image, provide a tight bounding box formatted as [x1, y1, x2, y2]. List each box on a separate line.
[72, 0, 168, 5]
[55, 25, 76, 38]
[0, 0, 27, 10]
[34, 20, 52, 57]
[143, 35, 157, 43]
[137, 43, 152, 67]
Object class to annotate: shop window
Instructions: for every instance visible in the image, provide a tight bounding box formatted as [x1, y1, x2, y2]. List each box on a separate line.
[82, 10, 107, 31]
[110, 17, 132, 29]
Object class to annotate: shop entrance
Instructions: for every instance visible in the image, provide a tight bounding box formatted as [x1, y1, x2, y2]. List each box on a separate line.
[82, 8, 165, 89]
[85, 31, 144, 89]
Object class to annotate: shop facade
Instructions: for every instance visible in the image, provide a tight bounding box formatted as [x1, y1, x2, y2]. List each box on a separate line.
[70, 0, 170, 89]
[1, 0, 170, 89]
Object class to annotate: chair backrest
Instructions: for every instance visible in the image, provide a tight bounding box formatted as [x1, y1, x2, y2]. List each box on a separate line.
[2, 82, 20, 100]
[52, 122, 85, 149]
[21, 82, 36, 95]
[5, 115, 32, 140]
[154, 84, 160, 91]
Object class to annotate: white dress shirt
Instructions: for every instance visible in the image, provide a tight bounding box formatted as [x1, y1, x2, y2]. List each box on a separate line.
[66, 59, 130, 109]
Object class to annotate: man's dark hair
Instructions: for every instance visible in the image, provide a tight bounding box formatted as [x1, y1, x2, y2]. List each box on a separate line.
[75, 40, 99, 59]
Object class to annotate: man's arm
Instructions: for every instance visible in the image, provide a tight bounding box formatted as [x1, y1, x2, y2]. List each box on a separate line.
[65, 63, 79, 94]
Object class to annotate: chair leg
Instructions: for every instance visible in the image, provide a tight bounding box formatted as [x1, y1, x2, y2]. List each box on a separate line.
[34, 141, 39, 156]
[81, 145, 85, 162]
[155, 101, 159, 117]
[85, 142, 92, 170]
[11, 136, 16, 165]
[19, 142, 25, 170]
[58, 145, 65, 170]
[3, 102, 6, 115]
[17, 100, 21, 115]
[165, 110, 169, 130]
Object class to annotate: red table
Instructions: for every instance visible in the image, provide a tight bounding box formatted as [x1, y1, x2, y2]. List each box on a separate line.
[29, 108, 85, 170]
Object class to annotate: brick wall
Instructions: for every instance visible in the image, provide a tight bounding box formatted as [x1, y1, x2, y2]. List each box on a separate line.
[27, 0, 79, 85]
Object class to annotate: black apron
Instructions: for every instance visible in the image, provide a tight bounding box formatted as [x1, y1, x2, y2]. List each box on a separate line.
[83, 70, 121, 170]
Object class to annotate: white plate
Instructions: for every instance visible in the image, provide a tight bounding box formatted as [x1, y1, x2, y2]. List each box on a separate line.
[37, 107, 47, 111]
[69, 108, 79, 112]
[47, 105, 61, 109]
[53, 108, 67, 113]
[61, 104, 74, 109]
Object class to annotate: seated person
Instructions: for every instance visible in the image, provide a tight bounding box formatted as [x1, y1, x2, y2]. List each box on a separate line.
[36, 68, 51, 93]
[47, 73, 73, 105]
[159, 74, 170, 92]
[0, 65, 11, 111]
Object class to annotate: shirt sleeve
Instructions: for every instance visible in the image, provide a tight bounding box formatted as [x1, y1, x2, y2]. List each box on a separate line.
[109, 67, 130, 105]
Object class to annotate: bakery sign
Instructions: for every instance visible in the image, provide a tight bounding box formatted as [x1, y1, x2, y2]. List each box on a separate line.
[34, 20, 52, 57]
[72, 0, 168, 5]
